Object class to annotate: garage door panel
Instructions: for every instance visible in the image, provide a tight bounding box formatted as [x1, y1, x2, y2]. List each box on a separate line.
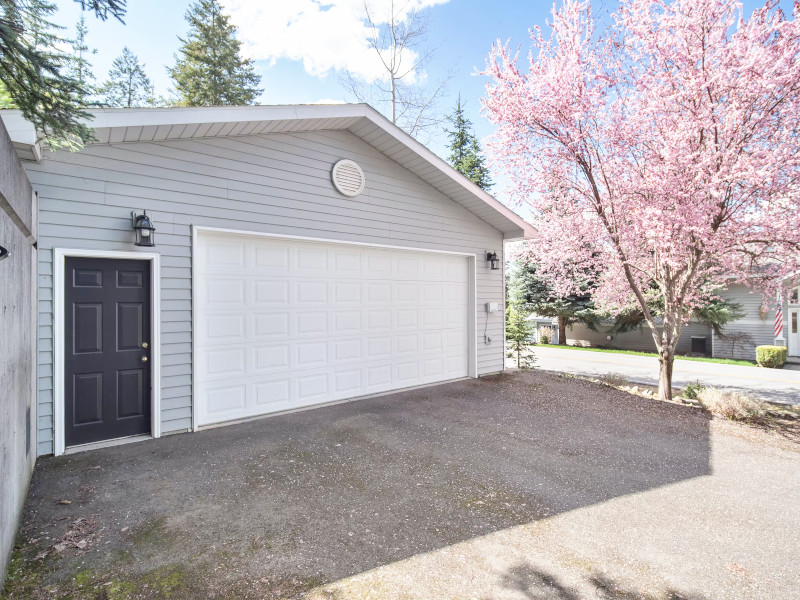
[367, 336, 392, 358]
[255, 313, 290, 337]
[205, 279, 245, 306]
[333, 249, 362, 272]
[366, 310, 392, 331]
[333, 311, 361, 333]
[255, 379, 290, 408]
[196, 233, 472, 427]
[254, 245, 290, 270]
[296, 311, 328, 336]
[255, 280, 289, 305]
[395, 309, 418, 329]
[296, 246, 328, 272]
[254, 345, 290, 372]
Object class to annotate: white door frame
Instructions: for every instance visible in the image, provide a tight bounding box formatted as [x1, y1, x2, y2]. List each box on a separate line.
[191, 226, 479, 432]
[789, 307, 800, 357]
[53, 248, 162, 456]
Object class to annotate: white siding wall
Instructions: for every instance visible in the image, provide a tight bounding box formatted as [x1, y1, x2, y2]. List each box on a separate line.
[26, 129, 506, 456]
[713, 284, 780, 360]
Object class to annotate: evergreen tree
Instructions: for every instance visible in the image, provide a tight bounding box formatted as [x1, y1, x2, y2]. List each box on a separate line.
[0, 0, 125, 147]
[98, 47, 155, 107]
[505, 305, 536, 369]
[0, 81, 16, 108]
[445, 96, 492, 190]
[508, 259, 599, 346]
[65, 16, 97, 104]
[169, 0, 262, 106]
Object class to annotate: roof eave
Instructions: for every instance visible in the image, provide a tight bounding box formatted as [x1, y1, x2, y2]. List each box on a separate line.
[0, 104, 536, 238]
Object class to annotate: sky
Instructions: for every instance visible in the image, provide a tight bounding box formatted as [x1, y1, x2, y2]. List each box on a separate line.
[51, 0, 795, 192]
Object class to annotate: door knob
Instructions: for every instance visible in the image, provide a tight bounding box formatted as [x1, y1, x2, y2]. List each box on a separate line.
[142, 342, 149, 349]
[141, 356, 148, 363]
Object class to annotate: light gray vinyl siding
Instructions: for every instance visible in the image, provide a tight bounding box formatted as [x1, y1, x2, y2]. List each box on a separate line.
[713, 285, 777, 360]
[567, 322, 713, 355]
[567, 284, 784, 362]
[27, 129, 506, 455]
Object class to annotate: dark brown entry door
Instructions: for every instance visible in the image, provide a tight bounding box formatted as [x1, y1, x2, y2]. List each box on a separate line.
[65, 257, 151, 446]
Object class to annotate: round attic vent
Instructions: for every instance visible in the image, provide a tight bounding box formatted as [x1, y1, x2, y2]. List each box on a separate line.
[331, 159, 365, 197]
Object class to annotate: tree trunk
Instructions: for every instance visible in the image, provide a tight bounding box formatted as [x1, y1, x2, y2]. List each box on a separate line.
[657, 349, 674, 401]
[558, 316, 567, 346]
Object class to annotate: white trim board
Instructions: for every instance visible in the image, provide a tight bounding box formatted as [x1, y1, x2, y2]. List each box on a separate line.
[52, 248, 161, 457]
[191, 226, 479, 432]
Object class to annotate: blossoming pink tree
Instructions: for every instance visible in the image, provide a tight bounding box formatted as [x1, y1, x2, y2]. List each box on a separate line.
[483, 0, 800, 400]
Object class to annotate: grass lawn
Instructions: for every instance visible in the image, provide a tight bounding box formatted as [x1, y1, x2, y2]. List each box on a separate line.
[538, 344, 757, 367]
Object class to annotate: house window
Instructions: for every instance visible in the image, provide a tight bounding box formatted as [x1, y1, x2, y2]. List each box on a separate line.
[790, 287, 799, 305]
[793, 312, 798, 334]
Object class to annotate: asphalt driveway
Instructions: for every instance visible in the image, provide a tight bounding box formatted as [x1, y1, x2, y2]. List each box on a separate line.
[531, 346, 800, 404]
[4, 371, 799, 599]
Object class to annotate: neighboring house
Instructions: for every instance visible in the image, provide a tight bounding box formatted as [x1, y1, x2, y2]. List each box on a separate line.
[525, 314, 559, 344]
[0, 104, 534, 460]
[567, 283, 800, 361]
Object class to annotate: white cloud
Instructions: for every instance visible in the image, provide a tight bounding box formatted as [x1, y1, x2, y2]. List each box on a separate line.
[221, 0, 450, 83]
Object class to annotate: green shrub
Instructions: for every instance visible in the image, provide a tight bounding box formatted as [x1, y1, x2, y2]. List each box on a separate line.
[755, 345, 787, 368]
[682, 381, 705, 400]
[540, 333, 550, 345]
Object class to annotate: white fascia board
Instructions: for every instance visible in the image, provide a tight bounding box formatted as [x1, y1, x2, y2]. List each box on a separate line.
[0, 110, 40, 160]
[83, 103, 371, 129]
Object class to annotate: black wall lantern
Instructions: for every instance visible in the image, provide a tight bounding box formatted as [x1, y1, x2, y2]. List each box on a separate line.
[0, 246, 8, 261]
[486, 251, 500, 270]
[131, 210, 156, 247]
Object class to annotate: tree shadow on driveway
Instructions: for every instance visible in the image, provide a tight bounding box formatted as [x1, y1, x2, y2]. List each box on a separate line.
[6, 371, 711, 599]
[492, 561, 707, 600]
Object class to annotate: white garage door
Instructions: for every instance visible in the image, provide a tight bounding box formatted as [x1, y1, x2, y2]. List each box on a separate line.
[194, 232, 472, 426]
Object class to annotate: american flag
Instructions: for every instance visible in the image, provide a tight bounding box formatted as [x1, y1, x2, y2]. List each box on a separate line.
[775, 294, 784, 338]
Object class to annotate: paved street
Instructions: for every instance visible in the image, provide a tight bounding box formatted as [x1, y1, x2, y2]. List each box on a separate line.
[529, 346, 800, 404]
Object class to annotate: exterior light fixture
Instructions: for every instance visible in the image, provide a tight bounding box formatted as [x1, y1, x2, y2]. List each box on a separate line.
[131, 210, 156, 247]
[486, 251, 500, 270]
[0, 246, 8, 261]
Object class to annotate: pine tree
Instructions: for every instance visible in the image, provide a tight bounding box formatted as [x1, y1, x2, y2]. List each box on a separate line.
[0, 0, 125, 147]
[98, 47, 155, 108]
[0, 82, 16, 108]
[65, 16, 97, 105]
[505, 305, 536, 369]
[445, 96, 492, 190]
[169, 0, 262, 106]
[507, 259, 599, 346]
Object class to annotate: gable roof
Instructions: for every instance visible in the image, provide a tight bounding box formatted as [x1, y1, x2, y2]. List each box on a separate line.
[0, 104, 535, 240]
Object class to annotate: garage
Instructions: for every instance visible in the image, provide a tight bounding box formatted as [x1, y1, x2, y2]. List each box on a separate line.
[194, 229, 475, 427]
[6, 103, 534, 456]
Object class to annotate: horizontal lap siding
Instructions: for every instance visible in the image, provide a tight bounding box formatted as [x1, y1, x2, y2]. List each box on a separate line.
[28, 130, 505, 455]
[567, 322, 713, 355]
[713, 285, 775, 360]
[568, 283, 780, 362]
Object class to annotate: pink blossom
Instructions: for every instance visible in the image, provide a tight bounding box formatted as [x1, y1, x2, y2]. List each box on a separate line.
[483, 0, 800, 399]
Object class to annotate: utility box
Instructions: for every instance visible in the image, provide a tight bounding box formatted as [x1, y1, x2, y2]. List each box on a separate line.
[691, 336, 708, 356]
